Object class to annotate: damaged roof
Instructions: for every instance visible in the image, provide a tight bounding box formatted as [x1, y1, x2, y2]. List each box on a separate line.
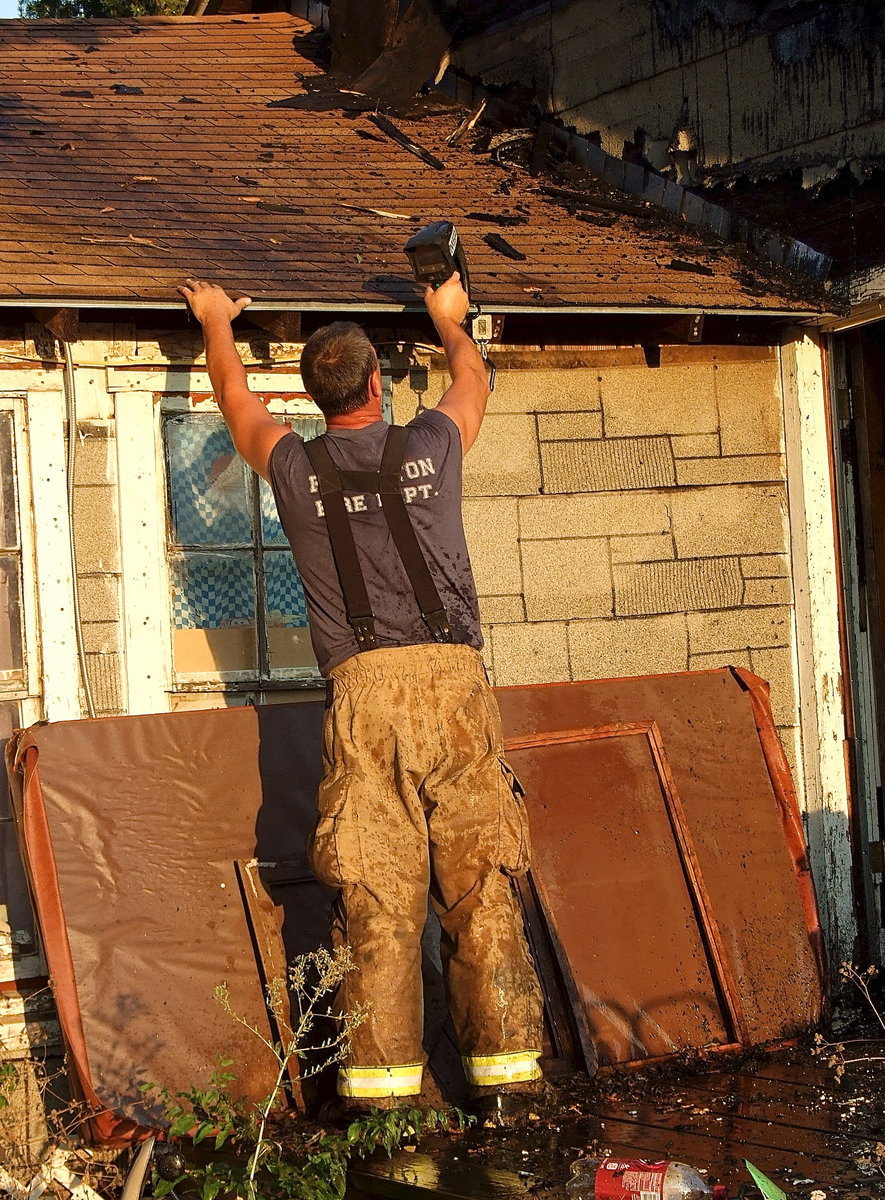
[0, 14, 829, 313]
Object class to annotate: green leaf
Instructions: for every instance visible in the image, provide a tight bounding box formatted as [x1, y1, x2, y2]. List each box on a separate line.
[201, 1176, 223, 1200]
[745, 1160, 788, 1200]
[169, 1114, 194, 1137]
[192, 1121, 215, 1145]
[153, 1179, 177, 1197]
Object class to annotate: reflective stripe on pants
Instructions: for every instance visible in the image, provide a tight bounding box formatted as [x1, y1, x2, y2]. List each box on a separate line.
[338, 1063, 424, 1099]
[462, 1050, 543, 1087]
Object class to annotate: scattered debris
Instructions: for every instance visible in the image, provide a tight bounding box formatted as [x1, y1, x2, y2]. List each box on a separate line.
[483, 232, 527, 261]
[81, 233, 169, 251]
[466, 211, 528, 226]
[256, 200, 306, 215]
[539, 183, 655, 219]
[447, 98, 487, 147]
[668, 258, 715, 275]
[60, 89, 93, 98]
[178, 96, 201, 104]
[111, 84, 143, 95]
[339, 202, 415, 220]
[367, 112, 445, 170]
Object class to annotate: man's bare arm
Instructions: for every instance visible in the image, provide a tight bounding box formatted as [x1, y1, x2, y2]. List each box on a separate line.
[426, 274, 490, 454]
[177, 279, 289, 482]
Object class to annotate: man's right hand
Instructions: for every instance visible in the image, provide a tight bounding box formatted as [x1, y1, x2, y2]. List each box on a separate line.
[178, 278, 252, 326]
[424, 271, 470, 328]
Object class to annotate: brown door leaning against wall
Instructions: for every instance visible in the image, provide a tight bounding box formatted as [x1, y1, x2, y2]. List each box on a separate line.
[833, 323, 885, 961]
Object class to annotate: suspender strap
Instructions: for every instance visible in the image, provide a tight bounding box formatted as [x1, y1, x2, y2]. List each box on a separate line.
[377, 427, 451, 643]
[303, 434, 377, 651]
[303, 426, 452, 651]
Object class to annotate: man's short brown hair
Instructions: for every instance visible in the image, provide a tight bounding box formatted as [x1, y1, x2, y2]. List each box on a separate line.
[299, 322, 378, 417]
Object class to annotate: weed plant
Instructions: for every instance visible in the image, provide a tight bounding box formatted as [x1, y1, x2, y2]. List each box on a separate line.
[141, 946, 472, 1200]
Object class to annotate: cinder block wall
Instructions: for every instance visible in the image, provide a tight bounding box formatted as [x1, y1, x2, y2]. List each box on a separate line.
[392, 344, 801, 781]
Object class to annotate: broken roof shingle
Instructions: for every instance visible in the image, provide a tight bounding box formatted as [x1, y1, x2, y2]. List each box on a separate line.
[0, 14, 829, 312]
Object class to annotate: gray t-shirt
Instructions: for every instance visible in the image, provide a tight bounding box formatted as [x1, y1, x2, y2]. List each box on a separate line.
[268, 409, 483, 676]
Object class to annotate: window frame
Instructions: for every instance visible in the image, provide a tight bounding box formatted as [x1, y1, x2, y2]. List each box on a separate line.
[160, 394, 326, 692]
[0, 392, 42, 718]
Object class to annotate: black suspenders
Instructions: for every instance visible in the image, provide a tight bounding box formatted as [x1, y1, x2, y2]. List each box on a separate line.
[303, 425, 452, 653]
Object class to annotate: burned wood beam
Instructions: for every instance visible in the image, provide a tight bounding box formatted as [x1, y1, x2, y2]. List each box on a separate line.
[352, 0, 454, 103]
[367, 113, 445, 170]
[329, 0, 398, 80]
[447, 98, 487, 147]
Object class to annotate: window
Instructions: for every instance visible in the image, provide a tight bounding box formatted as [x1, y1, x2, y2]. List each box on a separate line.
[162, 410, 325, 686]
[0, 411, 25, 690]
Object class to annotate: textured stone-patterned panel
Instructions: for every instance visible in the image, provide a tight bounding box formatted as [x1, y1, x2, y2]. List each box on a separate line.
[520, 493, 672, 539]
[74, 424, 117, 486]
[672, 433, 720, 458]
[751, 646, 799, 726]
[614, 556, 742, 616]
[463, 498, 522, 595]
[86, 652, 124, 715]
[676, 454, 785, 486]
[82, 621, 121, 654]
[743, 577, 793, 606]
[463, 414, 540, 497]
[569, 614, 689, 681]
[602, 365, 718, 436]
[489, 621, 570, 686]
[689, 650, 753, 673]
[76, 574, 120, 624]
[610, 534, 675, 564]
[671, 484, 788, 558]
[537, 411, 603, 440]
[521, 538, 613, 620]
[741, 554, 791, 578]
[688, 606, 793, 654]
[715, 362, 784, 456]
[479, 595, 525, 624]
[542, 436, 676, 493]
[73, 485, 120, 573]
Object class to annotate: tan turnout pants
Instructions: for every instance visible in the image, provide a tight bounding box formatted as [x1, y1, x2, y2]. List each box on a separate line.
[311, 643, 544, 1099]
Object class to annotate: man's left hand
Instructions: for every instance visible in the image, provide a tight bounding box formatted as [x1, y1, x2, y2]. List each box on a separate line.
[178, 278, 252, 324]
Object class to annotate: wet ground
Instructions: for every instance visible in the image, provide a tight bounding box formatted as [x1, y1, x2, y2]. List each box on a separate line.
[349, 1036, 885, 1198]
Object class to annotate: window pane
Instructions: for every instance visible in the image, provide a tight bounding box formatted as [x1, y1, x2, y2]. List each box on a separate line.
[264, 551, 308, 627]
[0, 555, 23, 678]
[264, 551, 316, 674]
[0, 412, 18, 550]
[171, 552, 256, 675]
[165, 415, 252, 547]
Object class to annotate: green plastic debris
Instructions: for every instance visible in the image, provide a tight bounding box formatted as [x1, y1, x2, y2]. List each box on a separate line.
[744, 1160, 788, 1200]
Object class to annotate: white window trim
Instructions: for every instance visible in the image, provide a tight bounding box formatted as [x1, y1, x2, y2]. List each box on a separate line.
[115, 391, 171, 715]
[26, 389, 79, 723]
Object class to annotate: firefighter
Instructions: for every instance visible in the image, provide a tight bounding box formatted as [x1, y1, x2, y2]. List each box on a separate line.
[178, 274, 544, 1122]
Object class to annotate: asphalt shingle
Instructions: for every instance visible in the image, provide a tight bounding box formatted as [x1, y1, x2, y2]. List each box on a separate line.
[0, 14, 828, 312]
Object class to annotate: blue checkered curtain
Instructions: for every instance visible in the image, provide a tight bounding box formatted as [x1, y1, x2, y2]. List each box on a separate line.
[263, 551, 308, 627]
[171, 552, 255, 630]
[165, 415, 252, 547]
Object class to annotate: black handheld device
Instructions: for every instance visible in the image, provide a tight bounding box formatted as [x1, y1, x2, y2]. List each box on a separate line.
[404, 220, 471, 299]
